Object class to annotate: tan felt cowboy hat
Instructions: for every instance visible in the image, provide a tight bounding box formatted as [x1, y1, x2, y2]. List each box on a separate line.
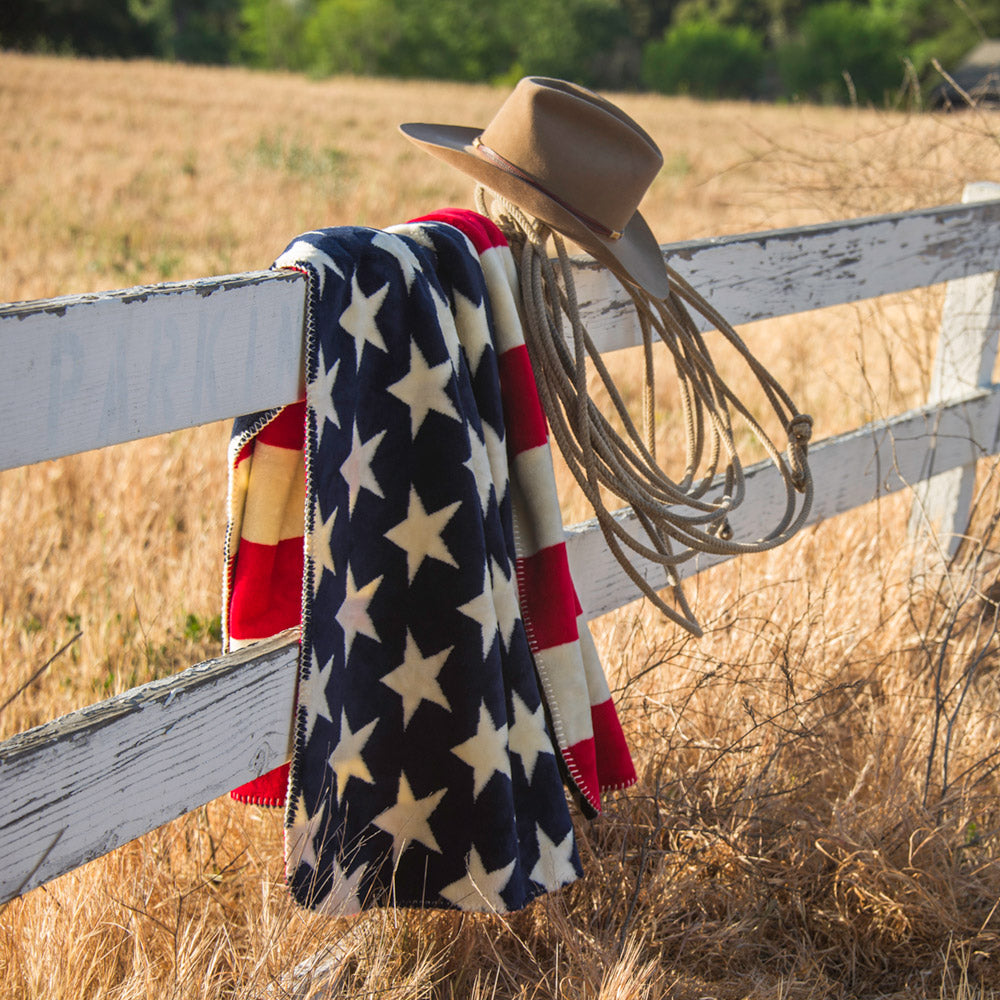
[400, 76, 671, 298]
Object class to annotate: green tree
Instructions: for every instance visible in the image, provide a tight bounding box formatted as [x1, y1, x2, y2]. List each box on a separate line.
[874, 0, 1000, 80]
[0, 0, 159, 56]
[300, 0, 400, 76]
[239, 0, 312, 70]
[130, 0, 241, 62]
[642, 18, 766, 97]
[778, 1, 909, 104]
[509, 0, 633, 87]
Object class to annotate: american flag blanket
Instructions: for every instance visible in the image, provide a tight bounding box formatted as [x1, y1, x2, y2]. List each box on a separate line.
[223, 211, 634, 912]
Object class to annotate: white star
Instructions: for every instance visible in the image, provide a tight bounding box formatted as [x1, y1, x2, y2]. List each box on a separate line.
[482, 422, 508, 503]
[439, 847, 515, 913]
[287, 793, 327, 872]
[457, 564, 499, 660]
[433, 283, 464, 370]
[508, 690, 554, 783]
[454, 290, 492, 375]
[276, 241, 345, 296]
[384, 488, 461, 583]
[372, 230, 422, 291]
[530, 828, 578, 889]
[314, 858, 368, 917]
[384, 222, 434, 250]
[464, 424, 493, 516]
[490, 556, 520, 653]
[339, 271, 389, 371]
[309, 344, 341, 452]
[297, 648, 336, 746]
[336, 567, 382, 661]
[386, 339, 460, 438]
[340, 422, 386, 517]
[381, 225, 459, 367]
[380, 630, 452, 727]
[328, 708, 378, 800]
[309, 505, 338, 598]
[373, 772, 446, 863]
[451, 702, 510, 799]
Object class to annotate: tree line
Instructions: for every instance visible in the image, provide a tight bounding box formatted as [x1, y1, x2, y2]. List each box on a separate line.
[3, 0, 997, 104]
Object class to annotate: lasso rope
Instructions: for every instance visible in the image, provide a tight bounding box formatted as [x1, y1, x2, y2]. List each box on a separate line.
[476, 186, 814, 636]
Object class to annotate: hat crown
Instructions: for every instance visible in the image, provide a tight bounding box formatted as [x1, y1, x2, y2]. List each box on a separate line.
[478, 77, 663, 236]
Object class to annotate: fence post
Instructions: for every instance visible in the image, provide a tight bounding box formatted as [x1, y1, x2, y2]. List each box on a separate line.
[908, 181, 1000, 560]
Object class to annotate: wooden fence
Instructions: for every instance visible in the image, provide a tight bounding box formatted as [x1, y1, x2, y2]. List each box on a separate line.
[1, 181, 999, 906]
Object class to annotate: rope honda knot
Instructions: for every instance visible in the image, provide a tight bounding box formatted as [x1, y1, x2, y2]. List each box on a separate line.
[788, 413, 813, 445]
[787, 414, 814, 492]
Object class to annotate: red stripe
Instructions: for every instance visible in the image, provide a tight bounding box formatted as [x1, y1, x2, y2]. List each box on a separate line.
[497, 345, 548, 455]
[228, 537, 303, 641]
[231, 762, 290, 806]
[257, 401, 306, 450]
[409, 209, 508, 254]
[517, 546, 581, 650]
[591, 698, 637, 790]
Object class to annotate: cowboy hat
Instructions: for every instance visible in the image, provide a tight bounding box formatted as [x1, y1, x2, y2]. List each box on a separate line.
[400, 77, 671, 298]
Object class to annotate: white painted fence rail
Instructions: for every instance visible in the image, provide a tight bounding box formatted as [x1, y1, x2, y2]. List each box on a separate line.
[2, 183, 999, 904]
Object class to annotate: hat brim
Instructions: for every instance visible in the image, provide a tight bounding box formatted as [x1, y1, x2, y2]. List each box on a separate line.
[400, 122, 671, 299]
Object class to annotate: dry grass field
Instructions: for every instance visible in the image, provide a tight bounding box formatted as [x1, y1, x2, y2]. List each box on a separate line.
[2, 50, 1000, 999]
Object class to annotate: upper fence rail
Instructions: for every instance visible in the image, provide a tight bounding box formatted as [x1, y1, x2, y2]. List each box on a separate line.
[3, 196, 1000, 471]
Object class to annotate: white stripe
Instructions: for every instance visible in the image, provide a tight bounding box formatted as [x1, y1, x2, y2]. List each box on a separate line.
[510, 444, 566, 557]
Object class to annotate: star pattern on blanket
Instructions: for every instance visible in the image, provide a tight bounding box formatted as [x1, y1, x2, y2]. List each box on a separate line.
[276, 240, 344, 295]
[452, 702, 510, 798]
[287, 793, 326, 871]
[336, 567, 381, 659]
[310, 345, 341, 452]
[530, 828, 579, 888]
[464, 424, 493, 515]
[298, 649, 335, 745]
[387, 340, 461, 437]
[439, 848, 516, 912]
[380, 631, 452, 727]
[341, 423, 386, 517]
[457, 564, 500, 659]
[384, 488, 461, 583]
[374, 772, 447, 863]
[256, 223, 585, 913]
[313, 855, 369, 917]
[328, 708, 377, 799]
[508, 690, 553, 783]
[341, 272, 389, 370]
[309, 507, 338, 598]
[491, 557, 520, 653]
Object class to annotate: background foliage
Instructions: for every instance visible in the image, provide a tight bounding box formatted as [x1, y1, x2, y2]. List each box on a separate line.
[1, 0, 999, 103]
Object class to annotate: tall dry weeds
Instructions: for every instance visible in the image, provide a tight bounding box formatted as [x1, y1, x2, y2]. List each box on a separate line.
[2, 51, 1000, 999]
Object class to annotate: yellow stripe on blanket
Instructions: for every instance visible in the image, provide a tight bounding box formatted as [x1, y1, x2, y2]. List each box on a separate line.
[240, 442, 306, 546]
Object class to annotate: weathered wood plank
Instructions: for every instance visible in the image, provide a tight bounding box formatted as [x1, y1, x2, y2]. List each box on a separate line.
[3, 198, 1000, 470]
[0, 633, 298, 904]
[0, 271, 305, 471]
[909, 182, 1000, 557]
[567, 386, 1000, 618]
[570, 196, 1000, 352]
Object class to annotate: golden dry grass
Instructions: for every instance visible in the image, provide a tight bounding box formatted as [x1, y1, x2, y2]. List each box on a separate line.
[3, 50, 1000, 999]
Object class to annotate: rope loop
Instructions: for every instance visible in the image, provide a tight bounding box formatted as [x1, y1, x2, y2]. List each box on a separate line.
[476, 186, 813, 634]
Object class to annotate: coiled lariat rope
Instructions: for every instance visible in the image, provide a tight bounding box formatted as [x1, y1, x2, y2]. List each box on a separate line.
[476, 186, 814, 636]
